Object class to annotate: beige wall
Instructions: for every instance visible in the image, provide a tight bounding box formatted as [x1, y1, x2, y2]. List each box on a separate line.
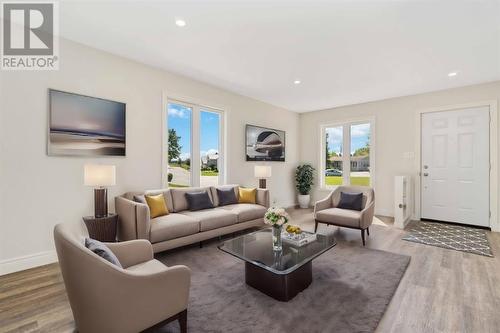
[299, 81, 500, 220]
[0, 39, 299, 273]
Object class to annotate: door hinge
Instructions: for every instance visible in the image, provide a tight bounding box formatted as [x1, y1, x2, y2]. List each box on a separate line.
[490, 211, 492, 218]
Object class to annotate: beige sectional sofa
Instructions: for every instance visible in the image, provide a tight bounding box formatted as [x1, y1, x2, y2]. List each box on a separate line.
[115, 185, 269, 253]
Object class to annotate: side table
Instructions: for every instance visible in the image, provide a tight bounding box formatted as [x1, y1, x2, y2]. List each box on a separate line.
[83, 214, 118, 242]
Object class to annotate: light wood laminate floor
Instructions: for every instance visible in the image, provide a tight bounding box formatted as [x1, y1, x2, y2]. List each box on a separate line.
[1, 209, 500, 333]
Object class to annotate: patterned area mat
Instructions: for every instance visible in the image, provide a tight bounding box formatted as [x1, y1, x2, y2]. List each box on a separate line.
[402, 221, 493, 257]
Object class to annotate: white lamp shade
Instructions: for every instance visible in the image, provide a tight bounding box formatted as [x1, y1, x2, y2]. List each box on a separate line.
[254, 165, 272, 178]
[84, 164, 116, 187]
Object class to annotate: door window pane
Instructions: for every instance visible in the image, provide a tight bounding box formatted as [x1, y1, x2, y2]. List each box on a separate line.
[167, 103, 192, 187]
[325, 126, 343, 186]
[200, 110, 220, 186]
[350, 123, 371, 186]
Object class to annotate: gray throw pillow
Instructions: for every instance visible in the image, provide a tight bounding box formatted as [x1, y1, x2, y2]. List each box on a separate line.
[217, 188, 238, 206]
[185, 191, 214, 211]
[133, 195, 146, 204]
[337, 192, 363, 211]
[85, 238, 123, 268]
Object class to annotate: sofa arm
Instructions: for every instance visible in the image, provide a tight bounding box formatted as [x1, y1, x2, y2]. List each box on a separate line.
[314, 192, 333, 217]
[256, 189, 270, 208]
[115, 196, 151, 241]
[360, 201, 375, 229]
[105, 240, 154, 269]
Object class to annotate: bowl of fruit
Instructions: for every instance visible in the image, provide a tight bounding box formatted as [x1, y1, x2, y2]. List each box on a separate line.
[285, 225, 302, 235]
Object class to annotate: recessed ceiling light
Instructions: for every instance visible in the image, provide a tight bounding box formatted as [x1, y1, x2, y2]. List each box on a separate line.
[175, 19, 186, 27]
[448, 72, 458, 77]
[293, 80, 301, 85]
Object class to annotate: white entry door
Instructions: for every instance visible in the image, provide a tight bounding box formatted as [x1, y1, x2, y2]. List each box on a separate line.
[421, 107, 490, 227]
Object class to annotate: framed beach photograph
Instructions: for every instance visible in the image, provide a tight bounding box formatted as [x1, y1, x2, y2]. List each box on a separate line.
[48, 89, 126, 156]
[246, 124, 285, 162]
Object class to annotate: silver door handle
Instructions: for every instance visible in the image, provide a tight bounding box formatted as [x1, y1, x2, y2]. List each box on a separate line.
[423, 173, 429, 176]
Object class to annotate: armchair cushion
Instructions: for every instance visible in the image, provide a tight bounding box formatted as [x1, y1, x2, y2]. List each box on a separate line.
[337, 192, 363, 211]
[315, 208, 362, 228]
[126, 259, 168, 274]
[85, 238, 123, 268]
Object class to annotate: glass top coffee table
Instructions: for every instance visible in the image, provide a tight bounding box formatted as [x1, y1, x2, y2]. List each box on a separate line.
[218, 228, 336, 301]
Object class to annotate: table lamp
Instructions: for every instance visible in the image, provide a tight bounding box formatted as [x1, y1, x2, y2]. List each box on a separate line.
[254, 165, 272, 189]
[84, 164, 116, 218]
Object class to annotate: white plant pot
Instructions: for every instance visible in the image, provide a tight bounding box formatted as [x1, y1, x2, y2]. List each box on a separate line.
[298, 194, 311, 209]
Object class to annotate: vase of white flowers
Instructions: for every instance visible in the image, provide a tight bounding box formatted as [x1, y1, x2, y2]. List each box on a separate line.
[264, 207, 290, 251]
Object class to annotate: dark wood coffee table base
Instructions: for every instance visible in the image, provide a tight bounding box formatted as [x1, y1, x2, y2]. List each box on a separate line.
[245, 261, 312, 302]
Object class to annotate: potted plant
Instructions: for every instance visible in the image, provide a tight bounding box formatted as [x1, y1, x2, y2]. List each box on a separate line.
[295, 164, 315, 208]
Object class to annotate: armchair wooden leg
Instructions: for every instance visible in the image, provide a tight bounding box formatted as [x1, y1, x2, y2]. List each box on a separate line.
[314, 220, 319, 233]
[179, 309, 187, 333]
[367, 227, 370, 236]
[361, 229, 366, 246]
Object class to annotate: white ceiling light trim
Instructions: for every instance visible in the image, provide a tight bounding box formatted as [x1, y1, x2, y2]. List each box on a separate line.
[58, 1, 500, 112]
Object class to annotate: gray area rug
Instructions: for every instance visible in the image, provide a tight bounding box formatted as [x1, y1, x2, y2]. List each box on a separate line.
[153, 240, 410, 333]
[402, 221, 493, 257]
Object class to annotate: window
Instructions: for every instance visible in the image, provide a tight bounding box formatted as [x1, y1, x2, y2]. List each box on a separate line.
[167, 103, 192, 187]
[200, 109, 221, 186]
[164, 100, 224, 188]
[321, 120, 373, 188]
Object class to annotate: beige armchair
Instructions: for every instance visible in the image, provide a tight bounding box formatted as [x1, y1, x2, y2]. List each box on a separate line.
[314, 186, 375, 246]
[54, 221, 191, 333]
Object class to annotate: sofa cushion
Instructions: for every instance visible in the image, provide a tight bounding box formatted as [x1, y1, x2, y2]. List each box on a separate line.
[315, 208, 362, 228]
[145, 189, 174, 213]
[85, 238, 122, 268]
[126, 259, 166, 274]
[145, 194, 169, 218]
[185, 191, 214, 211]
[337, 192, 363, 211]
[180, 209, 237, 231]
[211, 185, 239, 206]
[239, 187, 257, 204]
[170, 187, 214, 212]
[149, 213, 200, 243]
[217, 188, 238, 206]
[219, 203, 266, 222]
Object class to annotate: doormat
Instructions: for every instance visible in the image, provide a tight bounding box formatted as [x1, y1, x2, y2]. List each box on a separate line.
[402, 221, 493, 257]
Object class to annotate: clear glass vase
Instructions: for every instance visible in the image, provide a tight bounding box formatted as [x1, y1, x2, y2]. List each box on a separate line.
[272, 225, 283, 251]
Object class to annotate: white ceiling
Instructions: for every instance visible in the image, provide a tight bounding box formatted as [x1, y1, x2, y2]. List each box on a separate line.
[59, 0, 500, 112]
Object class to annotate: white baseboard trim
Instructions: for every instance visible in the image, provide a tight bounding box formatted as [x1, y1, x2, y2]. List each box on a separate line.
[0, 250, 58, 276]
[375, 208, 394, 218]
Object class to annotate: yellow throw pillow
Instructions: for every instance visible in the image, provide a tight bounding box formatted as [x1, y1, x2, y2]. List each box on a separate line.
[239, 187, 257, 204]
[145, 194, 169, 218]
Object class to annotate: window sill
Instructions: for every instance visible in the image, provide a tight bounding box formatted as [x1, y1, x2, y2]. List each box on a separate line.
[319, 186, 339, 192]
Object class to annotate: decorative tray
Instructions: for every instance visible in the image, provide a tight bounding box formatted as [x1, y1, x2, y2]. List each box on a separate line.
[282, 230, 317, 247]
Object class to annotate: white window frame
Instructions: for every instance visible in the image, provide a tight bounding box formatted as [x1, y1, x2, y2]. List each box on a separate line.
[319, 117, 376, 190]
[162, 93, 226, 188]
